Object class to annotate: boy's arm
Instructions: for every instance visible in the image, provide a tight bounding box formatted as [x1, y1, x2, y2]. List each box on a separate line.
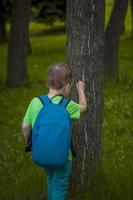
[77, 81, 87, 113]
[22, 122, 31, 144]
[22, 98, 33, 144]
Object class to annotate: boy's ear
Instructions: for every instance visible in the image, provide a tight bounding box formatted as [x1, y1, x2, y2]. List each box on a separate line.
[65, 83, 70, 90]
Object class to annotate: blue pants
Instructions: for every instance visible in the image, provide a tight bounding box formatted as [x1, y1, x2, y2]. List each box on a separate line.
[43, 160, 72, 200]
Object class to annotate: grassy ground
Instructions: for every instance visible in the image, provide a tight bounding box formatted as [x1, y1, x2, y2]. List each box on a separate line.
[0, 1, 133, 200]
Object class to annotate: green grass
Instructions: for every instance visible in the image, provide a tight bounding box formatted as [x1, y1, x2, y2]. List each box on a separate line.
[0, 1, 133, 199]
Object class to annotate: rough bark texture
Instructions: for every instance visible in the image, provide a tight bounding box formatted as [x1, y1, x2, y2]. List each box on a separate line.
[104, 0, 128, 79]
[0, 2, 7, 43]
[131, 0, 133, 38]
[66, 0, 105, 193]
[6, 0, 31, 87]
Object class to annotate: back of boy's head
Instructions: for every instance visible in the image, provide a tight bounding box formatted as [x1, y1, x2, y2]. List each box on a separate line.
[47, 63, 73, 90]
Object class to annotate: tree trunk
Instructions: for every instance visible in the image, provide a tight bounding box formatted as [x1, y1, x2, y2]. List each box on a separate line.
[66, 0, 105, 195]
[104, 0, 128, 79]
[120, 23, 126, 35]
[28, 39, 32, 54]
[0, 2, 7, 43]
[6, 0, 31, 87]
[131, 0, 133, 38]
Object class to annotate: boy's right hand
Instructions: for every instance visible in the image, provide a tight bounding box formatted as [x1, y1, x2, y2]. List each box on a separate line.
[76, 80, 87, 112]
[76, 80, 85, 91]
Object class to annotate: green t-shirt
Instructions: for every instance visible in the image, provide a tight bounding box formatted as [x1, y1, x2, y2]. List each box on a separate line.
[23, 95, 80, 160]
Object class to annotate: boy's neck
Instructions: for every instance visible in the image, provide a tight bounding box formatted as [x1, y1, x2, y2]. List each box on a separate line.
[48, 88, 65, 98]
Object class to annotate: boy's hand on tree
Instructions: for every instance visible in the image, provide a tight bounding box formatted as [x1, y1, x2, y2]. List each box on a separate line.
[76, 80, 87, 112]
[76, 80, 85, 91]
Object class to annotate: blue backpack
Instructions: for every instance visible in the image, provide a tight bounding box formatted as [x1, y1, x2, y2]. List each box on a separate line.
[31, 95, 72, 168]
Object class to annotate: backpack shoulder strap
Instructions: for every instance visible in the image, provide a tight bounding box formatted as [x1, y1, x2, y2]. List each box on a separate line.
[38, 95, 51, 106]
[60, 98, 71, 108]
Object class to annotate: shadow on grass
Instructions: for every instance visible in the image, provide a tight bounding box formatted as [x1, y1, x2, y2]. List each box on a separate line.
[30, 25, 65, 37]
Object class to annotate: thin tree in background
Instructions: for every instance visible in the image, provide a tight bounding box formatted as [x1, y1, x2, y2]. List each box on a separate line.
[131, 0, 133, 38]
[0, 1, 7, 43]
[104, 0, 128, 79]
[66, 0, 105, 195]
[6, 0, 31, 87]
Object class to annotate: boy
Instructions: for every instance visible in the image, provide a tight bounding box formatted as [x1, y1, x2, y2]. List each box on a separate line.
[22, 63, 87, 200]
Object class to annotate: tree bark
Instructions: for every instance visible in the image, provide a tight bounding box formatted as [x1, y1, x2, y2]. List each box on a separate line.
[104, 0, 128, 79]
[131, 0, 133, 38]
[66, 0, 105, 194]
[0, 1, 7, 43]
[28, 39, 32, 55]
[6, 0, 31, 87]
